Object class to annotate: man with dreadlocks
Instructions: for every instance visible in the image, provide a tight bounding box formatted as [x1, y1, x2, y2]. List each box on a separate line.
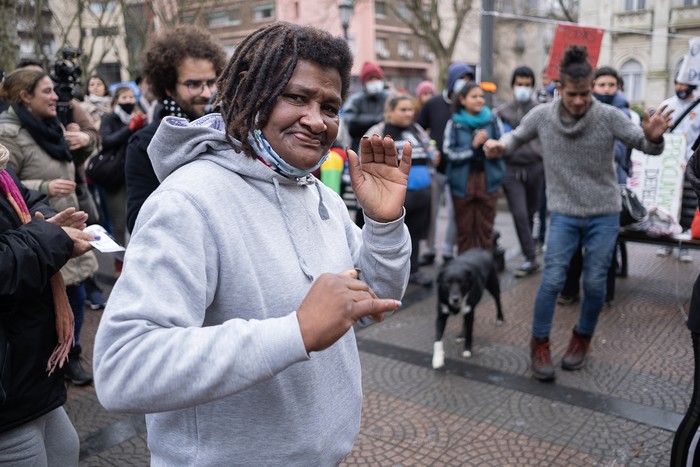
[124, 25, 226, 233]
[486, 45, 673, 382]
[94, 22, 411, 465]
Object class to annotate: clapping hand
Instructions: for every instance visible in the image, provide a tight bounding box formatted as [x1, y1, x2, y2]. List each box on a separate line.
[347, 134, 411, 223]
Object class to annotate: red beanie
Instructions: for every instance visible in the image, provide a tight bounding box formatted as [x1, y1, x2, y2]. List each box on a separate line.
[360, 61, 384, 86]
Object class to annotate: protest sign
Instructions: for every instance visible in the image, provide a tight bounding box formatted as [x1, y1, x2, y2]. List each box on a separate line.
[677, 38, 700, 86]
[627, 134, 687, 223]
[545, 24, 604, 81]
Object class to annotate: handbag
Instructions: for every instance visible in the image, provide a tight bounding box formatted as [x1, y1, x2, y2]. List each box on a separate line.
[85, 150, 126, 191]
[75, 181, 100, 225]
[620, 185, 648, 227]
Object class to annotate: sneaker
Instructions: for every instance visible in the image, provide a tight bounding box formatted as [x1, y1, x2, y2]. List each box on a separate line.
[514, 260, 540, 278]
[64, 355, 93, 386]
[657, 246, 672, 257]
[680, 248, 693, 263]
[556, 294, 579, 306]
[419, 253, 435, 266]
[409, 271, 433, 288]
[561, 328, 592, 371]
[531, 337, 555, 381]
[86, 290, 106, 310]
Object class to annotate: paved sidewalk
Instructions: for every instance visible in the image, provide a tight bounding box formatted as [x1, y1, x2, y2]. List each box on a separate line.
[69, 209, 696, 466]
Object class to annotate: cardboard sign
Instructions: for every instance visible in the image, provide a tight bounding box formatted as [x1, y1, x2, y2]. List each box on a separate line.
[627, 134, 687, 223]
[677, 38, 700, 85]
[545, 25, 604, 81]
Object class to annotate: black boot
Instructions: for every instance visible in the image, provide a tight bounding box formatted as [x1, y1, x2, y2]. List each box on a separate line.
[64, 344, 93, 386]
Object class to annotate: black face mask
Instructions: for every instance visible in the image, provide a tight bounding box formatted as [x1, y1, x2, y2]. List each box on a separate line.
[593, 93, 615, 105]
[676, 90, 692, 100]
[119, 103, 135, 114]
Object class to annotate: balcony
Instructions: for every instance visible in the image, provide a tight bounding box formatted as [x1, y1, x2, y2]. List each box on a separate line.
[612, 9, 653, 34]
[669, 5, 700, 32]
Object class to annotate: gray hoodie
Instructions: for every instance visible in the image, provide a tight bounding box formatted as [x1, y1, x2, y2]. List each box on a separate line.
[93, 114, 411, 466]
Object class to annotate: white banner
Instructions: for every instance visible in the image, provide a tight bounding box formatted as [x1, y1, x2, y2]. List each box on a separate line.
[677, 38, 700, 85]
[627, 134, 687, 223]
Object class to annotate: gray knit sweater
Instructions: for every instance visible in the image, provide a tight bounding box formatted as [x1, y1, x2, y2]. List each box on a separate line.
[501, 99, 664, 217]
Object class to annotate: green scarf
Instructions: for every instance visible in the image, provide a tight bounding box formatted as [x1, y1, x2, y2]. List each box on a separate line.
[452, 107, 492, 129]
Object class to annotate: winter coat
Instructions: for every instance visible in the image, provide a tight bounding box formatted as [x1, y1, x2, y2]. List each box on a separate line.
[0, 166, 73, 433]
[0, 110, 98, 285]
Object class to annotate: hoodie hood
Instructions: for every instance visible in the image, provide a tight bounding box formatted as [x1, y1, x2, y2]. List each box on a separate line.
[147, 114, 334, 280]
[446, 63, 474, 94]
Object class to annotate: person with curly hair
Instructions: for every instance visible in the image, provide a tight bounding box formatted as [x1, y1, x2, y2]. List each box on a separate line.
[124, 25, 226, 232]
[93, 22, 410, 465]
[486, 45, 674, 382]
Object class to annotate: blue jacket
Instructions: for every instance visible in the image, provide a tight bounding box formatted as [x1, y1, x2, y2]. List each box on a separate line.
[444, 115, 504, 197]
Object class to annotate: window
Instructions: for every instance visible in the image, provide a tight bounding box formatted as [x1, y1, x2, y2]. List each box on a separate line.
[375, 37, 389, 59]
[624, 0, 645, 11]
[207, 10, 241, 27]
[96, 62, 121, 85]
[254, 4, 275, 21]
[620, 59, 643, 102]
[92, 26, 118, 37]
[89, 0, 115, 14]
[684, 0, 700, 5]
[375, 1, 386, 18]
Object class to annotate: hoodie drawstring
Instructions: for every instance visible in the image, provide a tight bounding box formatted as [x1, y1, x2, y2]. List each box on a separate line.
[273, 177, 324, 282]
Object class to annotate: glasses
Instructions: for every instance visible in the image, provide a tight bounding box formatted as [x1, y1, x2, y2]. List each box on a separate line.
[178, 79, 217, 95]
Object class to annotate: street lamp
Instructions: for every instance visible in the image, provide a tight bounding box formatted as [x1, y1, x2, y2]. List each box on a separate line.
[339, 0, 353, 42]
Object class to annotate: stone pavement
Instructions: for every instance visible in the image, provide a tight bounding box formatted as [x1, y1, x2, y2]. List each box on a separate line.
[69, 209, 697, 466]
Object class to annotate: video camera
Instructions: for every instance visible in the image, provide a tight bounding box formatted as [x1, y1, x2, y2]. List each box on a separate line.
[50, 47, 82, 125]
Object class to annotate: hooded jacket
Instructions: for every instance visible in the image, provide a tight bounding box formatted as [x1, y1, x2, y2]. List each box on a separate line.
[93, 114, 411, 466]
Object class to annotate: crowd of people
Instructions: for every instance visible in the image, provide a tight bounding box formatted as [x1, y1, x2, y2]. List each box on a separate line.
[0, 18, 699, 465]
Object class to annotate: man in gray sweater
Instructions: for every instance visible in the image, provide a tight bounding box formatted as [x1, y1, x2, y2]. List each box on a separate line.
[486, 46, 673, 381]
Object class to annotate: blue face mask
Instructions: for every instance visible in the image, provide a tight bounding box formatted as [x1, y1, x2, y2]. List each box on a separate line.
[594, 93, 615, 105]
[248, 129, 329, 179]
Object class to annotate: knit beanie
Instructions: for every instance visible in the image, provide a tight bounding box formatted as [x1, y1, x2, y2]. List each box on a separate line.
[446, 63, 474, 93]
[360, 61, 384, 86]
[415, 80, 435, 97]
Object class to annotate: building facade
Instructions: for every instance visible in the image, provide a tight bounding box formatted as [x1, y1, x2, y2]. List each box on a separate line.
[580, 0, 700, 108]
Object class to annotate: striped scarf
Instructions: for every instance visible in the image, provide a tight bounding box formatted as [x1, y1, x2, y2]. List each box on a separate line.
[0, 145, 74, 375]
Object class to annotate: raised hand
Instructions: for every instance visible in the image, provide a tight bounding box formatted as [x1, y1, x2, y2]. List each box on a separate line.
[296, 269, 401, 353]
[642, 103, 674, 143]
[347, 134, 411, 223]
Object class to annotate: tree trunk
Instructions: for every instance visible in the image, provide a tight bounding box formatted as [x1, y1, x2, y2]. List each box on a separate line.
[0, 0, 19, 73]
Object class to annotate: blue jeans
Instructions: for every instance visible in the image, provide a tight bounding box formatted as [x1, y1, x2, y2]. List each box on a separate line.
[532, 212, 619, 337]
[66, 282, 86, 346]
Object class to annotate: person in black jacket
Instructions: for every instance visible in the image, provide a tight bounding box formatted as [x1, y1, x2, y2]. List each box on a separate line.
[98, 87, 146, 275]
[125, 26, 226, 233]
[672, 142, 700, 465]
[0, 144, 94, 465]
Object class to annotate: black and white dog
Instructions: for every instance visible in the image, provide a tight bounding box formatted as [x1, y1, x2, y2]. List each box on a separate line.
[433, 248, 504, 369]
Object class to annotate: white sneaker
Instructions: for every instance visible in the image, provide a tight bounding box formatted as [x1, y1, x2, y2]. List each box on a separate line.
[432, 341, 445, 369]
[680, 248, 693, 263]
[656, 246, 672, 257]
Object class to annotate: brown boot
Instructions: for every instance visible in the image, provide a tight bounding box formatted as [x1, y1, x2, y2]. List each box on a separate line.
[561, 328, 592, 371]
[531, 337, 555, 381]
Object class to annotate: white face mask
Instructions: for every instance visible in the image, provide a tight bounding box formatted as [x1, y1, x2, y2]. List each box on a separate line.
[365, 80, 385, 95]
[452, 79, 467, 95]
[513, 86, 533, 103]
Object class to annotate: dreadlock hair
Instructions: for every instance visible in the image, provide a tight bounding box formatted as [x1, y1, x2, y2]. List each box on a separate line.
[216, 21, 353, 158]
[559, 45, 593, 86]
